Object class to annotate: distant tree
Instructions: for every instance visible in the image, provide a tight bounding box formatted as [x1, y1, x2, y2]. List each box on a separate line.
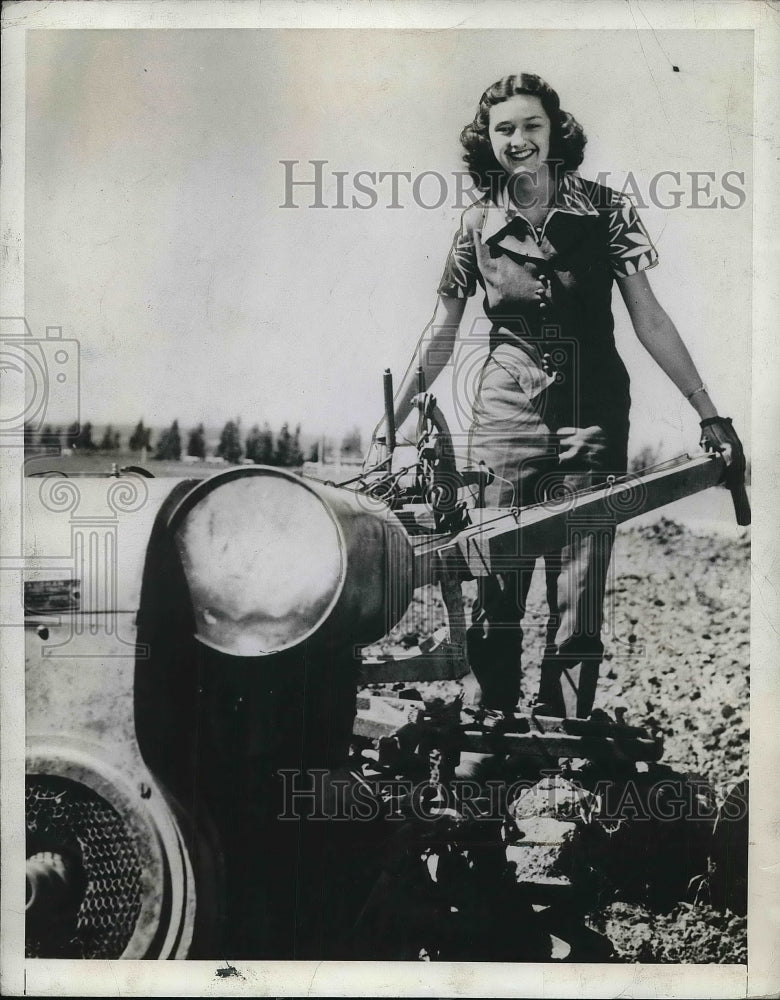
[155, 420, 182, 461]
[39, 424, 62, 449]
[187, 423, 206, 459]
[169, 420, 181, 459]
[341, 426, 363, 459]
[23, 422, 40, 449]
[129, 420, 152, 452]
[274, 422, 293, 466]
[99, 424, 120, 451]
[65, 421, 81, 448]
[245, 424, 262, 463]
[307, 441, 319, 463]
[75, 422, 96, 451]
[256, 423, 274, 464]
[245, 423, 275, 464]
[216, 420, 243, 464]
[290, 424, 304, 467]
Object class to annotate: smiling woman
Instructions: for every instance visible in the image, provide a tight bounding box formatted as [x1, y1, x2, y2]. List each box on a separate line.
[462, 73, 585, 209]
[492, 101, 549, 167]
[487, 95, 553, 228]
[376, 72, 747, 719]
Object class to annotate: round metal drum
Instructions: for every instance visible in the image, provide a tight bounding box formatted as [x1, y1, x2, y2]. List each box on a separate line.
[169, 467, 414, 657]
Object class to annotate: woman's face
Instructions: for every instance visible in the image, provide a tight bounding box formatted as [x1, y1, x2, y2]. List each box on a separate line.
[488, 94, 552, 178]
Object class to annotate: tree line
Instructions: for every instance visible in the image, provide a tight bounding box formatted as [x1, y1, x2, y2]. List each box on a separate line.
[23, 419, 367, 468]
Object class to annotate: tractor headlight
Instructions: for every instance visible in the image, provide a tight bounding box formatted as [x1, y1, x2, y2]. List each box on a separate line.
[170, 467, 413, 657]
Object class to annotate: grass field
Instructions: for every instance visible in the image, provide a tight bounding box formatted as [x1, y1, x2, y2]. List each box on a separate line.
[23, 451, 290, 479]
[22, 450, 368, 483]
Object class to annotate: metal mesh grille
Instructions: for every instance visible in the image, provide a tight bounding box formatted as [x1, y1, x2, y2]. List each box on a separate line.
[26, 774, 144, 958]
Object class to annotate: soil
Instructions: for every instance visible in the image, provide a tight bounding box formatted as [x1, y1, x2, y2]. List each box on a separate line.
[360, 516, 750, 963]
[586, 901, 747, 964]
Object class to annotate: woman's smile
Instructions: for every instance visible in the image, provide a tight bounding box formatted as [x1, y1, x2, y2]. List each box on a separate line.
[488, 93, 551, 178]
[506, 147, 537, 164]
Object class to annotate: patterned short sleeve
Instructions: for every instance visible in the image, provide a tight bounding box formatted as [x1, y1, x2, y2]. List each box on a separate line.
[606, 196, 659, 277]
[437, 216, 479, 298]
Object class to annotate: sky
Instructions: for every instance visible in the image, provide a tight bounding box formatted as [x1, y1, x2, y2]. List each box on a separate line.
[25, 27, 753, 460]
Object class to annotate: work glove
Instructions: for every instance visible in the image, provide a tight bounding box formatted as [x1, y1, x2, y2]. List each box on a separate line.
[699, 417, 746, 489]
[700, 416, 750, 526]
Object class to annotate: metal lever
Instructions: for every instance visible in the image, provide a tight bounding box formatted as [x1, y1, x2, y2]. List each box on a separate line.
[383, 368, 396, 454]
[728, 480, 751, 527]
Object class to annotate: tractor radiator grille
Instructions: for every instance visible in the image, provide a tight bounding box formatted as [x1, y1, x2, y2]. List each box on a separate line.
[26, 774, 143, 958]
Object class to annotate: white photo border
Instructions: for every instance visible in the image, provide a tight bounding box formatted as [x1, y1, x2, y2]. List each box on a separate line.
[1, 1, 777, 997]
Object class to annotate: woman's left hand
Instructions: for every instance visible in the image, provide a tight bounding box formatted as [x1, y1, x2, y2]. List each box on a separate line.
[556, 425, 607, 466]
[699, 416, 746, 487]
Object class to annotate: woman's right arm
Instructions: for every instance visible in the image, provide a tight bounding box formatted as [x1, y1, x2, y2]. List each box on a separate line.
[380, 294, 467, 442]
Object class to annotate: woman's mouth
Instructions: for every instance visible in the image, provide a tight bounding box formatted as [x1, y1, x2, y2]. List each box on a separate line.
[507, 148, 536, 164]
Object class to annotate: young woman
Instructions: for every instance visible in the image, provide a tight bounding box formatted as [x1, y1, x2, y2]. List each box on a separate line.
[379, 73, 746, 719]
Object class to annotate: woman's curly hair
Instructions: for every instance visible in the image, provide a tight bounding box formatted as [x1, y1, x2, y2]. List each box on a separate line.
[461, 74, 587, 195]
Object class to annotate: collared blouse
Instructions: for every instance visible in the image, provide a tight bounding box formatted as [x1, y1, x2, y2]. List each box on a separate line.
[438, 172, 659, 426]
